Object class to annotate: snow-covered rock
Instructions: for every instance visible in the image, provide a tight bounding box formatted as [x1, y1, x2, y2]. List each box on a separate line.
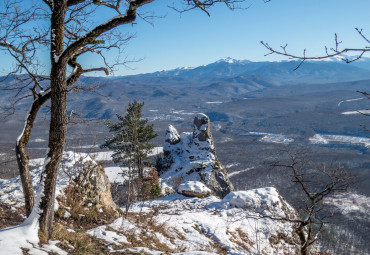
[220, 188, 297, 219]
[177, 181, 212, 198]
[88, 188, 302, 254]
[158, 114, 234, 198]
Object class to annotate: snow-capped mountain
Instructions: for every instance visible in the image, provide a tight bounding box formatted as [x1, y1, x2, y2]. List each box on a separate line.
[139, 57, 265, 78]
[137, 57, 370, 83]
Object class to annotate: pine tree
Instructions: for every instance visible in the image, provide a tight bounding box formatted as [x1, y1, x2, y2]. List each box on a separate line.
[102, 101, 157, 179]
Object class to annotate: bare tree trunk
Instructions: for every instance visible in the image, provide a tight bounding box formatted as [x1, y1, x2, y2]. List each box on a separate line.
[38, 0, 68, 240]
[38, 66, 67, 240]
[16, 94, 50, 216]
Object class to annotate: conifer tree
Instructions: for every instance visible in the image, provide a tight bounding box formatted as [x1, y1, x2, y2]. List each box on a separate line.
[102, 101, 157, 179]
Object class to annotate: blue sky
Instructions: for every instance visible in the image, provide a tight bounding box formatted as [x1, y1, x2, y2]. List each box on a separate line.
[2, 0, 370, 76]
[113, 0, 370, 75]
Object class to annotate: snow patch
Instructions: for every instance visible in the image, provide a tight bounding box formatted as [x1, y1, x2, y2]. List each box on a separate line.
[309, 133, 370, 148]
[248, 132, 294, 144]
[205, 101, 223, 104]
[338, 97, 364, 107]
[228, 167, 253, 178]
[32, 138, 46, 143]
[323, 192, 370, 220]
[104, 166, 129, 183]
[341, 110, 370, 115]
[177, 181, 211, 195]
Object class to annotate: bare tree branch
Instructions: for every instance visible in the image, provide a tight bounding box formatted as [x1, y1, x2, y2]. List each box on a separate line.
[261, 28, 370, 69]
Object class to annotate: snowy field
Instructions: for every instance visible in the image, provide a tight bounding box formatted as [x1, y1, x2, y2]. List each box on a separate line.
[29, 147, 163, 167]
[309, 134, 370, 148]
[246, 132, 294, 144]
[337, 97, 364, 107]
[341, 110, 370, 115]
[228, 167, 254, 178]
[323, 192, 370, 220]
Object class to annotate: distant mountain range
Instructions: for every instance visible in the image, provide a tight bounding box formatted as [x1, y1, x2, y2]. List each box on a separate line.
[134, 57, 370, 84]
[1, 57, 370, 120]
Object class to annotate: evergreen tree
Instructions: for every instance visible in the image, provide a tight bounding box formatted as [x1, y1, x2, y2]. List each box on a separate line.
[102, 101, 157, 179]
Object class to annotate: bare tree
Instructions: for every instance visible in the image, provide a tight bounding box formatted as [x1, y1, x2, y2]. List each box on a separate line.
[271, 150, 353, 255]
[0, 0, 251, 241]
[261, 28, 370, 70]
[261, 26, 370, 133]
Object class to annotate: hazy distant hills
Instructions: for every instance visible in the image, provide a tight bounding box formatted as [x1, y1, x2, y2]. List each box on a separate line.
[70, 58, 370, 119]
[1, 57, 370, 121]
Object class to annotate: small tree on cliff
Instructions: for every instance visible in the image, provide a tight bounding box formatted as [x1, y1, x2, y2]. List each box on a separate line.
[102, 101, 157, 215]
[102, 101, 157, 179]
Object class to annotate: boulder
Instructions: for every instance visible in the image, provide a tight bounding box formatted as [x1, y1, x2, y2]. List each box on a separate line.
[66, 161, 120, 218]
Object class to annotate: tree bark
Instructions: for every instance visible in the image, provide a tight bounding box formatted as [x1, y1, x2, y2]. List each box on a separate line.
[16, 94, 50, 216]
[38, 0, 68, 240]
[38, 68, 67, 240]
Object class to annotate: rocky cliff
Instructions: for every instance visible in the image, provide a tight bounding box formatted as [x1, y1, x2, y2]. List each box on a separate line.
[158, 113, 234, 198]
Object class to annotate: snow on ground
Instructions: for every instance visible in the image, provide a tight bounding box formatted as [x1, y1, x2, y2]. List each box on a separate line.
[104, 167, 129, 183]
[0, 151, 93, 208]
[0, 151, 93, 255]
[341, 110, 370, 115]
[323, 192, 370, 220]
[1, 148, 301, 254]
[228, 167, 254, 178]
[177, 181, 211, 195]
[89, 188, 300, 254]
[309, 134, 370, 148]
[91, 151, 114, 161]
[32, 138, 47, 142]
[69, 144, 100, 149]
[224, 163, 240, 169]
[149, 147, 163, 156]
[148, 115, 184, 122]
[29, 157, 46, 167]
[205, 101, 223, 104]
[338, 97, 364, 107]
[247, 132, 294, 144]
[219, 137, 233, 143]
[171, 110, 198, 115]
[104, 166, 158, 184]
[0, 213, 68, 255]
[29, 147, 163, 167]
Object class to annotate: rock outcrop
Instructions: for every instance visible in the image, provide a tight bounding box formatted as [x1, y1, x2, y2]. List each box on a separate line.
[73, 161, 119, 212]
[58, 161, 120, 222]
[158, 113, 234, 198]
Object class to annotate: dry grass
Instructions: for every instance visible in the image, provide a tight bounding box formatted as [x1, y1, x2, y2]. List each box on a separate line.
[227, 227, 252, 253]
[51, 221, 111, 255]
[55, 185, 121, 231]
[109, 213, 176, 253]
[0, 202, 25, 229]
